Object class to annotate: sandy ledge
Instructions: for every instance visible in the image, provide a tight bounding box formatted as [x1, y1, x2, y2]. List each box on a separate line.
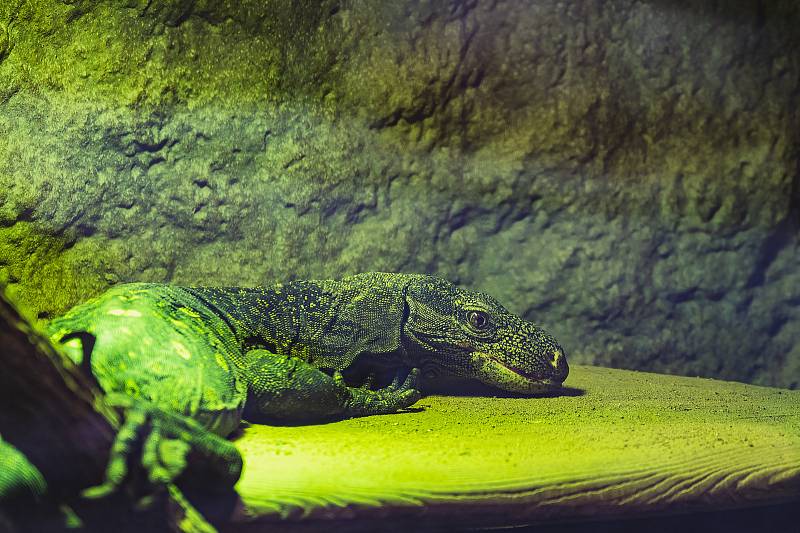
[231, 364, 800, 529]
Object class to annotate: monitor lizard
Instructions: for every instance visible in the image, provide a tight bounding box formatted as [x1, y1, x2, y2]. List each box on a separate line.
[46, 272, 568, 498]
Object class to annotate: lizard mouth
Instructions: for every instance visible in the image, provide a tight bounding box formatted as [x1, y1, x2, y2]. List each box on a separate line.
[474, 353, 563, 394]
[490, 357, 556, 382]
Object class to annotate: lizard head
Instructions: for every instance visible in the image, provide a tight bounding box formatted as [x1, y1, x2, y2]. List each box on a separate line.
[401, 275, 568, 394]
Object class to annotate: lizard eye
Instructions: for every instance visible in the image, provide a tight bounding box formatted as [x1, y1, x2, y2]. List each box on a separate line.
[467, 310, 489, 331]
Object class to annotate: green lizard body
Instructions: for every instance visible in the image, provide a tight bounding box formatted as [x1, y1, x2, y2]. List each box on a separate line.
[45, 272, 568, 496]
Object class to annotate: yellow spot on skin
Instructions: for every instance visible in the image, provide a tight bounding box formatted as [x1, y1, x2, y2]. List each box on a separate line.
[107, 308, 142, 317]
[63, 337, 83, 351]
[178, 306, 201, 318]
[551, 349, 563, 369]
[171, 318, 189, 329]
[62, 338, 84, 363]
[215, 353, 229, 373]
[173, 341, 192, 360]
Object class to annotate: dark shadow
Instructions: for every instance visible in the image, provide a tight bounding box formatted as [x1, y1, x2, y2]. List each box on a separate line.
[235, 499, 800, 533]
[227, 423, 247, 439]
[646, 0, 792, 26]
[472, 499, 800, 533]
[397, 406, 426, 414]
[423, 377, 586, 398]
[180, 484, 241, 531]
[745, 215, 799, 289]
[243, 403, 427, 428]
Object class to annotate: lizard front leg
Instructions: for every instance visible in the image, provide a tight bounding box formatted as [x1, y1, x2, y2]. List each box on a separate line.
[243, 350, 422, 424]
[80, 394, 242, 533]
[84, 394, 243, 500]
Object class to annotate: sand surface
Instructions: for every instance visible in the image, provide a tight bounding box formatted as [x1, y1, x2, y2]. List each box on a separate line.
[232, 365, 800, 529]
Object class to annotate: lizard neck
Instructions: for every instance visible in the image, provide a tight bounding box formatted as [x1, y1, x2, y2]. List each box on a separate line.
[186, 273, 416, 371]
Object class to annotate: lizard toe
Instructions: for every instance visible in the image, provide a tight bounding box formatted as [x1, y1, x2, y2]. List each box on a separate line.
[82, 407, 147, 499]
[400, 368, 421, 392]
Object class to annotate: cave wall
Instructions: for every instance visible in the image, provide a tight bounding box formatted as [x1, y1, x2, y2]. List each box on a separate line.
[0, 0, 798, 387]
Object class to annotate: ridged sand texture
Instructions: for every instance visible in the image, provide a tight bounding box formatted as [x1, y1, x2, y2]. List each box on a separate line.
[234, 365, 800, 529]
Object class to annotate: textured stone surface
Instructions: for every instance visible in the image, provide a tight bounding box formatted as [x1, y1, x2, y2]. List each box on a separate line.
[0, 1, 798, 387]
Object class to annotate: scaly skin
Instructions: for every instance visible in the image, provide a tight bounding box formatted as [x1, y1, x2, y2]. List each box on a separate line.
[45, 272, 568, 497]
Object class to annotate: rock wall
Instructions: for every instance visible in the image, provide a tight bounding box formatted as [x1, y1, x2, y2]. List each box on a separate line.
[1, 0, 798, 387]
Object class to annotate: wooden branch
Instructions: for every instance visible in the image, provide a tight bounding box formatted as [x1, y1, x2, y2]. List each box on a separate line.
[0, 288, 118, 500]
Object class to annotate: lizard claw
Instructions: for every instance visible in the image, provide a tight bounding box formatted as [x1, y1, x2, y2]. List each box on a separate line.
[401, 368, 420, 392]
[345, 368, 422, 417]
[387, 372, 403, 391]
